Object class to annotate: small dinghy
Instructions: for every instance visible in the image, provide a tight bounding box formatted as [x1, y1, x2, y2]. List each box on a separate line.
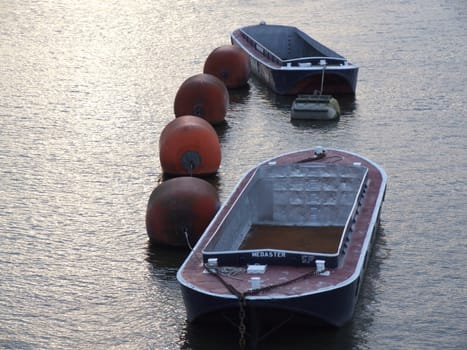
[177, 147, 387, 339]
[291, 94, 340, 120]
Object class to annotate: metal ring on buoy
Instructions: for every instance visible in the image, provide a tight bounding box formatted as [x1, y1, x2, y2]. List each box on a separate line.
[159, 115, 221, 176]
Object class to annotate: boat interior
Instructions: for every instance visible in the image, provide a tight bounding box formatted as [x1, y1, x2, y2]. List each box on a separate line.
[203, 162, 368, 267]
[240, 24, 345, 65]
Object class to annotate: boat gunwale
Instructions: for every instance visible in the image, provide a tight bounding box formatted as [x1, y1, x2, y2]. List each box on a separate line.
[232, 25, 357, 71]
[202, 163, 370, 263]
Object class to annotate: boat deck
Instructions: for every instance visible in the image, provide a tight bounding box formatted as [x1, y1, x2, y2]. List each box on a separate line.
[178, 149, 385, 298]
[241, 25, 325, 60]
[232, 25, 346, 68]
[240, 224, 343, 254]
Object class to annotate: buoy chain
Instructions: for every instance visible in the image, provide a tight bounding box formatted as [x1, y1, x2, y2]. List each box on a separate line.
[183, 229, 194, 250]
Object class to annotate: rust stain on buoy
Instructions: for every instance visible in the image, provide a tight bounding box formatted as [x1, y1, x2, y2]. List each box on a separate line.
[174, 73, 229, 125]
[146, 177, 219, 247]
[203, 45, 251, 89]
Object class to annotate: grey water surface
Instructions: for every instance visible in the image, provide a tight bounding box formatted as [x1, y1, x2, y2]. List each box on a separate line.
[1, 1, 466, 349]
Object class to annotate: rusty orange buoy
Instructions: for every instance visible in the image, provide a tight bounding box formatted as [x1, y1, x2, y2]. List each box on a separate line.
[203, 45, 251, 89]
[146, 177, 219, 247]
[174, 73, 229, 125]
[159, 115, 221, 176]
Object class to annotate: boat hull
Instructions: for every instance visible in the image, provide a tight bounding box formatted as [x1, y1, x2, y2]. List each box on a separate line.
[231, 24, 358, 95]
[180, 269, 361, 327]
[180, 215, 381, 329]
[255, 63, 358, 96]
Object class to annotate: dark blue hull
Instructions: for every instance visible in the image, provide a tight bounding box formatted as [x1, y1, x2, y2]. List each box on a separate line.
[179, 275, 361, 328]
[268, 65, 358, 95]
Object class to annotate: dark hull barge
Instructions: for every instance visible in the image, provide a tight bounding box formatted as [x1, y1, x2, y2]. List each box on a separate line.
[177, 147, 387, 330]
[231, 22, 358, 95]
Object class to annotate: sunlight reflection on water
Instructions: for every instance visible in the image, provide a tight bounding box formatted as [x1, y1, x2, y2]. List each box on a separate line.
[1, 0, 466, 349]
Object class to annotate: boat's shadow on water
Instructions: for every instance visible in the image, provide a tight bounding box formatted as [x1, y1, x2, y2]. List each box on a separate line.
[290, 117, 340, 129]
[182, 321, 355, 350]
[228, 84, 252, 105]
[180, 224, 388, 350]
[145, 243, 189, 281]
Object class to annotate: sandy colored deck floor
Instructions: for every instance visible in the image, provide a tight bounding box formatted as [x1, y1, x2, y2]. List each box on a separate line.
[239, 224, 343, 254]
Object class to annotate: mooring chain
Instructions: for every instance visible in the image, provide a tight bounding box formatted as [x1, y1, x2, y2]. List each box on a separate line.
[238, 294, 247, 349]
[205, 264, 319, 348]
[219, 266, 245, 277]
[204, 266, 248, 348]
[244, 269, 318, 296]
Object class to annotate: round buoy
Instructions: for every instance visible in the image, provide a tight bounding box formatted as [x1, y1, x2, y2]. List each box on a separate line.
[159, 115, 221, 176]
[203, 45, 251, 89]
[146, 177, 219, 247]
[174, 73, 229, 125]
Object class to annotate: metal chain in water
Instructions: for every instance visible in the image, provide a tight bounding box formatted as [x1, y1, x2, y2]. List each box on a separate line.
[238, 294, 247, 349]
[205, 265, 319, 348]
[183, 228, 194, 250]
